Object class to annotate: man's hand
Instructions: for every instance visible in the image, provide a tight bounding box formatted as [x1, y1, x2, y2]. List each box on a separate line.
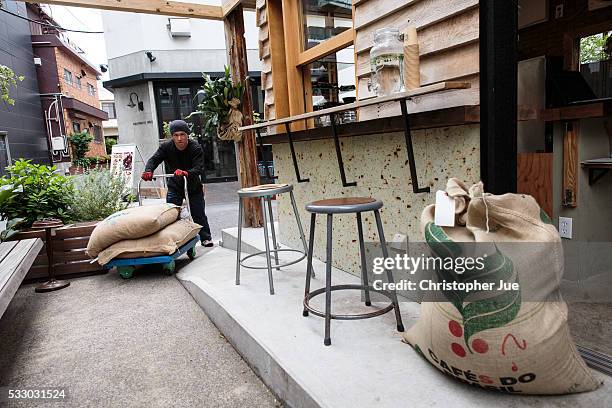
[141, 171, 153, 181]
[174, 169, 189, 178]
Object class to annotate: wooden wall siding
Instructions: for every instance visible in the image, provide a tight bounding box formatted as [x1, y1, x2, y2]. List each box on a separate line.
[354, 0, 479, 120]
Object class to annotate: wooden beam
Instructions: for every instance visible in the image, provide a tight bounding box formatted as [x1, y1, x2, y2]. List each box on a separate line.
[281, 0, 306, 130]
[297, 28, 354, 66]
[266, 0, 290, 124]
[562, 121, 579, 207]
[35, 0, 223, 19]
[225, 5, 263, 227]
[480, 0, 517, 194]
[222, 0, 257, 17]
[517, 153, 553, 217]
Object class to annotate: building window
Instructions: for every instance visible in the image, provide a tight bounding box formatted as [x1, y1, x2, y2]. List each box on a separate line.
[76, 76, 82, 89]
[301, 0, 352, 50]
[64, 69, 73, 85]
[72, 122, 81, 133]
[102, 102, 116, 119]
[303, 46, 356, 126]
[93, 125, 103, 143]
[87, 83, 95, 96]
[579, 30, 612, 99]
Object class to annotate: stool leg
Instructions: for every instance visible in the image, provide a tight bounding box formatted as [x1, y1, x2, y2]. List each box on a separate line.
[266, 196, 280, 271]
[303, 213, 316, 317]
[324, 213, 333, 346]
[290, 190, 315, 278]
[235, 197, 243, 285]
[261, 197, 275, 295]
[356, 212, 372, 306]
[373, 210, 405, 332]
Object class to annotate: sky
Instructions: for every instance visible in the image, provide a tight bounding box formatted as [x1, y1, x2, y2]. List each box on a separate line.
[39, 4, 114, 99]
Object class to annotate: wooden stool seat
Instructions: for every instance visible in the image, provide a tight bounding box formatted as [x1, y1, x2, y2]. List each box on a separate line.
[306, 197, 382, 214]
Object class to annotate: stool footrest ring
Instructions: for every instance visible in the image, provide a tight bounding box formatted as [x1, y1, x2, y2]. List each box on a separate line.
[304, 284, 396, 320]
[240, 248, 307, 270]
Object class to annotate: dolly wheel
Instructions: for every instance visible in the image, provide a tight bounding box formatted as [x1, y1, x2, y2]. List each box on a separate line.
[187, 246, 197, 260]
[163, 260, 176, 275]
[118, 266, 134, 279]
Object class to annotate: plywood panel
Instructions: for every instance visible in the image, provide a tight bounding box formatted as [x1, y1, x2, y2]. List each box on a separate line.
[517, 153, 553, 217]
[354, 0, 478, 54]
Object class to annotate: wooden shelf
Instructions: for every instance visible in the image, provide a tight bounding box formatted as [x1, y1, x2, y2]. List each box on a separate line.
[540, 100, 612, 122]
[258, 105, 480, 145]
[240, 81, 471, 132]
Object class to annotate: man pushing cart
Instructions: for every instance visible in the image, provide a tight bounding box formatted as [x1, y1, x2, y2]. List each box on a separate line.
[141, 119, 214, 247]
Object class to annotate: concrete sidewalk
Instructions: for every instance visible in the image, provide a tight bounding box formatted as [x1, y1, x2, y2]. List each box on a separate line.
[177, 226, 611, 408]
[0, 262, 278, 408]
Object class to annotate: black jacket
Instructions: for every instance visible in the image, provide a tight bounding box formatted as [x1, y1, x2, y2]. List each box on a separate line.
[145, 139, 204, 193]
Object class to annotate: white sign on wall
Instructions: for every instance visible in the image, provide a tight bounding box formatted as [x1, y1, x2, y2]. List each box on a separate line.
[110, 144, 136, 190]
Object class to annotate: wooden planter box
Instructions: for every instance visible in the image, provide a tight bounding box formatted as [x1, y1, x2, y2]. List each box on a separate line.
[10, 222, 106, 282]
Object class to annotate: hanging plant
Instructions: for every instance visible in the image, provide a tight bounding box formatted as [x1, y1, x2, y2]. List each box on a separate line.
[187, 66, 246, 142]
[0, 65, 25, 106]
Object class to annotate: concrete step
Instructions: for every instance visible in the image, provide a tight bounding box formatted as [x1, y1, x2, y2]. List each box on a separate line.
[177, 227, 610, 408]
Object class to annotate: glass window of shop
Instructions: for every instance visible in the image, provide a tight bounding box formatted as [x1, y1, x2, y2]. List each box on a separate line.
[301, 0, 352, 50]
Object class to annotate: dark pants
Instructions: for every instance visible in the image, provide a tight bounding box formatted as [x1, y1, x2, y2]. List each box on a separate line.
[166, 187, 212, 242]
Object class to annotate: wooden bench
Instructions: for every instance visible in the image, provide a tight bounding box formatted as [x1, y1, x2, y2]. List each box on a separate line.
[0, 239, 43, 319]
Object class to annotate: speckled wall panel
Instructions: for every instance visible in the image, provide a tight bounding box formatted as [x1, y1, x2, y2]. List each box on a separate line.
[273, 125, 480, 276]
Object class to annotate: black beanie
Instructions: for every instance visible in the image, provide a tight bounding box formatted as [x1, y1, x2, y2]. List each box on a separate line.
[169, 120, 190, 135]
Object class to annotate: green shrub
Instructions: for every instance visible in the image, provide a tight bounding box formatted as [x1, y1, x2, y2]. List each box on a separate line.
[0, 64, 24, 105]
[69, 131, 93, 167]
[105, 137, 117, 154]
[0, 159, 74, 227]
[70, 168, 131, 222]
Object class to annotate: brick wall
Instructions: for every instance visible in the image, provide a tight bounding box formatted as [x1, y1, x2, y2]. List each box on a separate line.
[519, 0, 612, 61]
[55, 48, 100, 108]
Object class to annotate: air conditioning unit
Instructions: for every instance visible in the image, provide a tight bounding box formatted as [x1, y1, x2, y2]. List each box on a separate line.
[51, 137, 66, 151]
[168, 18, 191, 38]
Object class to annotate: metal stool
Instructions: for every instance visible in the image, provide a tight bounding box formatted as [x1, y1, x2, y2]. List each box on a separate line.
[303, 197, 404, 346]
[236, 183, 312, 295]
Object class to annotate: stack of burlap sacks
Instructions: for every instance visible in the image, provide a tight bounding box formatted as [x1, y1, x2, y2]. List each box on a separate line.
[86, 203, 202, 265]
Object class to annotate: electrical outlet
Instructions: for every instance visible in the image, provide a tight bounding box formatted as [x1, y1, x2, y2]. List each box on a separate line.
[555, 4, 564, 18]
[559, 217, 573, 239]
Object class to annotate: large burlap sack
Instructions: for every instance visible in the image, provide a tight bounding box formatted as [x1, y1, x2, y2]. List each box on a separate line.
[403, 178, 601, 395]
[87, 203, 180, 257]
[97, 219, 201, 265]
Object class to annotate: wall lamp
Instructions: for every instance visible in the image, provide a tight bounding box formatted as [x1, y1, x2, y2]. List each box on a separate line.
[127, 92, 144, 111]
[145, 51, 156, 63]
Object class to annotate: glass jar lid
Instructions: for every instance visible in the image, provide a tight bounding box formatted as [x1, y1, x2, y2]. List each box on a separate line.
[373, 27, 401, 42]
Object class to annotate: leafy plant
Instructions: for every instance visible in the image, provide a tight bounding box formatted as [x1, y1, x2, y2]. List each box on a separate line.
[69, 168, 131, 222]
[0, 218, 26, 242]
[0, 64, 24, 105]
[580, 31, 612, 64]
[162, 121, 171, 138]
[69, 131, 93, 167]
[187, 66, 246, 135]
[0, 159, 74, 227]
[105, 137, 117, 154]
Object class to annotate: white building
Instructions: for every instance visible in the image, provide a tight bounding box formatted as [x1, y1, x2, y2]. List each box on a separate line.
[101, 7, 262, 183]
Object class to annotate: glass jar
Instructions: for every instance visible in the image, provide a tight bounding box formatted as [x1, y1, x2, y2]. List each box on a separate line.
[369, 27, 405, 97]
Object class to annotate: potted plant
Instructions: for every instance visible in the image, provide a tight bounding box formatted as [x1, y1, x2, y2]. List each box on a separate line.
[188, 66, 246, 142]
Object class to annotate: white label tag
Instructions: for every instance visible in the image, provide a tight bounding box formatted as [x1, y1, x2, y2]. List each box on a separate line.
[435, 190, 455, 227]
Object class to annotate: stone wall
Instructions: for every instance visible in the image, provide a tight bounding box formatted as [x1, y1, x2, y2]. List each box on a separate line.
[273, 125, 480, 275]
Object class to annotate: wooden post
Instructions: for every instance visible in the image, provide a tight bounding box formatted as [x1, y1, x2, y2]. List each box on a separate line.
[479, 0, 518, 194]
[225, 5, 263, 227]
